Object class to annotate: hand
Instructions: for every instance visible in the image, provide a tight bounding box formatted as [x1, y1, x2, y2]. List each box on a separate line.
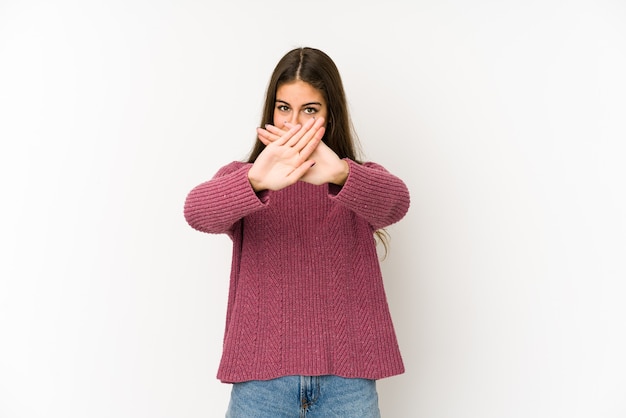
[257, 118, 349, 186]
[248, 118, 325, 191]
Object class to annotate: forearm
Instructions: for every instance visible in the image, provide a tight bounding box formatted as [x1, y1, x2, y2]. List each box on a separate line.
[330, 160, 410, 229]
[184, 164, 267, 234]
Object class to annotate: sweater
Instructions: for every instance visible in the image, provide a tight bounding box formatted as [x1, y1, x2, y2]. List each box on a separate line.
[184, 158, 410, 383]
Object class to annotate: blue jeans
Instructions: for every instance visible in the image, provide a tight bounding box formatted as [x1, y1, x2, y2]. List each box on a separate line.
[225, 375, 381, 418]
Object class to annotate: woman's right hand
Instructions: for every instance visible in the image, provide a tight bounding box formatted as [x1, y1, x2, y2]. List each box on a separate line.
[247, 117, 325, 191]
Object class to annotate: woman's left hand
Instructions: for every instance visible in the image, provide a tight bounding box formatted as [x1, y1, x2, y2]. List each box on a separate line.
[257, 120, 349, 186]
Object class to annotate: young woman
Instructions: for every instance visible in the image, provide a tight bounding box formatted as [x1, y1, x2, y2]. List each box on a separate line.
[184, 47, 410, 417]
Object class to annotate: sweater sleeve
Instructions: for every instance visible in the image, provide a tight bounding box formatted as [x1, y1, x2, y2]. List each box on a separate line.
[184, 161, 268, 235]
[329, 159, 411, 230]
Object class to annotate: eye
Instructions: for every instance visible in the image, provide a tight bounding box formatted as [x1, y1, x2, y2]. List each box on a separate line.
[303, 107, 318, 115]
[276, 104, 290, 112]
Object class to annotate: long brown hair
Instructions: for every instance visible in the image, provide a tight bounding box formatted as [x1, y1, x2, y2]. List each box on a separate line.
[247, 47, 390, 257]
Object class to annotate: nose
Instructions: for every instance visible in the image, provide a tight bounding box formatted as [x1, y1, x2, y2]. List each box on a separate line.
[286, 112, 302, 126]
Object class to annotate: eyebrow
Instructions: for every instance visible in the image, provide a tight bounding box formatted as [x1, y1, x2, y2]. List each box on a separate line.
[276, 99, 322, 107]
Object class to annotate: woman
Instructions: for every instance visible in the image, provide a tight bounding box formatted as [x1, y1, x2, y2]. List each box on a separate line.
[184, 47, 410, 417]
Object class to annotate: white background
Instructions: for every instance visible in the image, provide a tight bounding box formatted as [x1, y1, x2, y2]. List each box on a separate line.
[1, 1, 625, 417]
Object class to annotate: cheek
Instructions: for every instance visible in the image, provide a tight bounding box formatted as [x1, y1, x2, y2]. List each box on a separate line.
[272, 110, 289, 127]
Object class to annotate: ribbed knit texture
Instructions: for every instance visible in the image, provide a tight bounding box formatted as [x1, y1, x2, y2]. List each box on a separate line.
[184, 159, 410, 383]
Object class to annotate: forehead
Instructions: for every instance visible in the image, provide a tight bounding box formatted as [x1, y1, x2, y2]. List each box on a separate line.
[276, 80, 325, 103]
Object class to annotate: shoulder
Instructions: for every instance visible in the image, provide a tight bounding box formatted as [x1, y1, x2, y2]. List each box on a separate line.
[360, 161, 389, 172]
[347, 159, 395, 176]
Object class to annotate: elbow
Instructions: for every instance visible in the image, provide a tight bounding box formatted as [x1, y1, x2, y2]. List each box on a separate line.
[372, 189, 411, 230]
[184, 194, 215, 234]
[184, 198, 233, 235]
[183, 200, 206, 232]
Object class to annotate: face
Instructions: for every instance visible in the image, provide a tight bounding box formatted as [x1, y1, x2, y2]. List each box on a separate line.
[273, 80, 328, 128]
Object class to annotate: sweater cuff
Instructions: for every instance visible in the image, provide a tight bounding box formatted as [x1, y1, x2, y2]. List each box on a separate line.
[328, 158, 368, 200]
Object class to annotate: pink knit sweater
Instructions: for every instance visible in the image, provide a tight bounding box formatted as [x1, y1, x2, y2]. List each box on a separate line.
[184, 158, 410, 383]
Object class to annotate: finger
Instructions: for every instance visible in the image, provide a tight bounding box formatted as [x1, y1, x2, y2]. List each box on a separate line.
[284, 116, 324, 134]
[264, 123, 289, 136]
[285, 118, 316, 148]
[292, 117, 325, 152]
[256, 129, 271, 146]
[256, 127, 280, 145]
[273, 123, 301, 146]
[298, 127, 325, 159]
[286, 159, 316, 182]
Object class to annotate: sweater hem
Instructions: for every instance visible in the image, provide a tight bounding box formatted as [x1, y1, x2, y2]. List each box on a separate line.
[217, 367, 405, 384]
